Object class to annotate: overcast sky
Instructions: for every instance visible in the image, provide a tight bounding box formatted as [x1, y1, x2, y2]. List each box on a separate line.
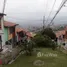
[0, 0, 67, 28]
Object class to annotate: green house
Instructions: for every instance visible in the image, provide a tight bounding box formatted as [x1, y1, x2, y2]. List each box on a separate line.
[4, 21, 18, 45]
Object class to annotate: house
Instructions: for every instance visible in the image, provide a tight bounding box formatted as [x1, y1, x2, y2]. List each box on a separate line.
[0, 16, 18, 51]
[4, 21, 18, 47]
[55, 30, 65, 40]
[0, 13, 34, 51]
[55, 26, 67, 44]
[16, 27, 26, 43]
[0, 13, 18, 50]
[16, 27, 34, 43]
[3, 21, 33, 48]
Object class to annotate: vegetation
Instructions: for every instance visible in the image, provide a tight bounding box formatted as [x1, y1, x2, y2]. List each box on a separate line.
[23, 38, 35, 56]
[41, 28, 56, 39]
[2, 27, 58, 66]
[32, 33, 57, 49]
[52, 41, 57, 50]
[3, 48, 67, 67]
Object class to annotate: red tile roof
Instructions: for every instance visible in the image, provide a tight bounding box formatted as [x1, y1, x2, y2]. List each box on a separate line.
[55, 26, 67, 38]
[55, 30, 65, 37]
[26, 32, 32, 37]
[16, 27, 27, 33]
[16, 27, 32, 37]
[4, 21, 17, 27]
[64, 26, 67, 31]
[3, 21, 32, 37]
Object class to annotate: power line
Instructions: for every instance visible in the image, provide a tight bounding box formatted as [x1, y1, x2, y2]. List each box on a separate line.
[49, 0, 64, 26]
[47, 0, 66, 27]
[47, 0, 67, 27]
[46, 0, 56, 23]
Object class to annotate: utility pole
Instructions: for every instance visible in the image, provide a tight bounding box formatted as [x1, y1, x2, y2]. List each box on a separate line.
[43, 16, 45, 30]
[2, 0, 6, 30]
[2, 0, 6, 13]
[0, 0, 6, 50]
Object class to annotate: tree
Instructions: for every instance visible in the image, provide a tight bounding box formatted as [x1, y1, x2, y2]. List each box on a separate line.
[41, 28, 56, 39]
[23, 37, 35, 56]
[32, 34, 54, 47]
[52, 40, 57, 50]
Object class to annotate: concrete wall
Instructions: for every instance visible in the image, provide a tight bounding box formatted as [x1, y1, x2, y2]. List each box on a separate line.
[0, 17, 5, 46]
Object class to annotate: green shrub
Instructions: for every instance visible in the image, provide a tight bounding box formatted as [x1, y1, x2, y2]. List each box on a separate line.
[41, 28, 56, 39]
[32, 34, 56, 48]
[52, 41, 57, 50]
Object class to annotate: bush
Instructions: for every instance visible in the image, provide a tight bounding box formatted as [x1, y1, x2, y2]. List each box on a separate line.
[32, 34, 56, 48]
[41, 28, 56, 39]
[52, 41, 57, 50]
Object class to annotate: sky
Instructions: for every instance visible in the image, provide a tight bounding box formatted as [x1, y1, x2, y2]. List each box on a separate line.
[0, 0, 67, 28]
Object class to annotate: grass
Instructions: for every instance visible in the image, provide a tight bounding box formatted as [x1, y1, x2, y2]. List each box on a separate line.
[2, 48, 67, 67]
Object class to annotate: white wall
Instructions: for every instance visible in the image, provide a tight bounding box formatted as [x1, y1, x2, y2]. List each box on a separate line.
[0, 17, 5, 47]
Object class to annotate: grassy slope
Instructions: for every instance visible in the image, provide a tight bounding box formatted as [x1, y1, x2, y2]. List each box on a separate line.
[2, 48, 67, 67]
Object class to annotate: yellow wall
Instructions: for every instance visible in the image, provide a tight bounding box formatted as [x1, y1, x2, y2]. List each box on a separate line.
[8, 34, 13, 40]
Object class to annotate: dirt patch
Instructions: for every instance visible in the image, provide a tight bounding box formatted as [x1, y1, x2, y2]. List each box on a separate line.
[33, 60, 44, 66]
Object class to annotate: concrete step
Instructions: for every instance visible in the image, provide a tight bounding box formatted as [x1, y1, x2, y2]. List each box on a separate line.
[1, 45, 12, 53]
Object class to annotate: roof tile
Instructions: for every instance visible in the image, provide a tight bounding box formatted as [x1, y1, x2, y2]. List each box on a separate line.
[4, 21, 17, 27]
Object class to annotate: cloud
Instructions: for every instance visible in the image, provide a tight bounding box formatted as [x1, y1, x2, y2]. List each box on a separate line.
[0, 0, 67, 28]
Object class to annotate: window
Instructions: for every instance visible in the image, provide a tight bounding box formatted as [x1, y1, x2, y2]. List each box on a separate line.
[19, 31, 25, 37]
[63, 35, 65, 38]
[9, 27, 15, 34]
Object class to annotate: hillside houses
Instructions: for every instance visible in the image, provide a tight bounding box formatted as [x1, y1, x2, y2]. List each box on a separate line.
[55, 26, 67, 44]
[0, 13, 33, 52]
